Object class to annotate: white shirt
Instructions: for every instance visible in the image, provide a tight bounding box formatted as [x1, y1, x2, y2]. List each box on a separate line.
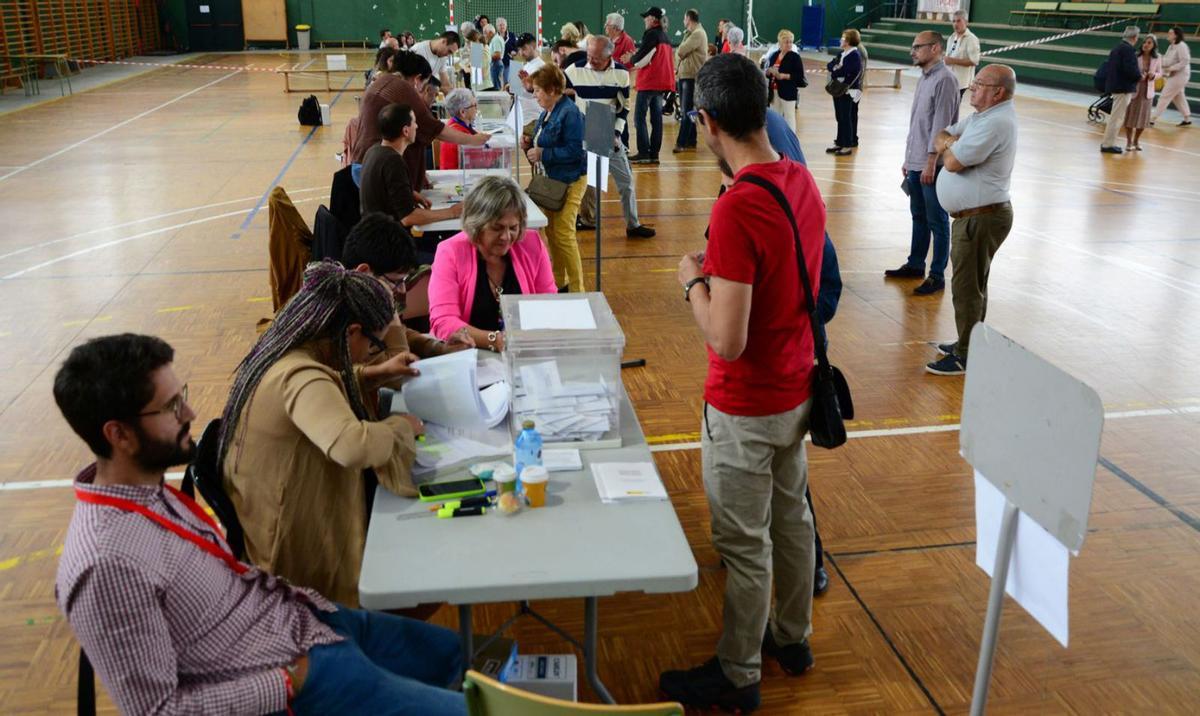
[412, 41, 449, 81]
[936, 100, 1017, 214]
[947, 29, 981, 90]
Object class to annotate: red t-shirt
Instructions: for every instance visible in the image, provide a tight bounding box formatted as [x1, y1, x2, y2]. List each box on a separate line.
[702, 158, 825, 417]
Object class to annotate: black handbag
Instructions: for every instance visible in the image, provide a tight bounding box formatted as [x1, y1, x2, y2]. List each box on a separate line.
[736, 174, 854, 449]
[825, 54, 863, 99]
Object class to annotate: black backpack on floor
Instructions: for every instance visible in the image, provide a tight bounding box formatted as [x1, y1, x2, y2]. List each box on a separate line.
[298, 94, 322, 126]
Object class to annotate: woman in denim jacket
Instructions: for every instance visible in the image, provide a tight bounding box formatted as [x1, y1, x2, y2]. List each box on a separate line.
[522, 64, 587, 292]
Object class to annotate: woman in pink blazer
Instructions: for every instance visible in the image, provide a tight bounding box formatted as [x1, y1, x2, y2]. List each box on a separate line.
[428, 176, 557, 350]
[1124, 35, 1163, 151]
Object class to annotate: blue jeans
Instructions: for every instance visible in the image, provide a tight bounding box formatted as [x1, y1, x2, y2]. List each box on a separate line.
[291, 606, 465, 715]
[905, 169, 950, 279]
[489, 60, 504, 90]
[634, 90, 665, 158]
[676, 79, 696, 148]
[350, 163, 363, 188]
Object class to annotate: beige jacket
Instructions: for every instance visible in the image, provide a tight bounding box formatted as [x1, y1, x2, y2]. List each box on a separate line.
[223, 344, 417, 606]
[676, 25, 708, 80]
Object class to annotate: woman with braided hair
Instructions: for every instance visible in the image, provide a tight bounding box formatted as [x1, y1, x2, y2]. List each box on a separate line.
[219, 260, 424, 606]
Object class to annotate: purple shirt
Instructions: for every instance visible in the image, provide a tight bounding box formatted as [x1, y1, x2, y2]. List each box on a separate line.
[56, 464, 341, 715]
[904, 60, 960, 171]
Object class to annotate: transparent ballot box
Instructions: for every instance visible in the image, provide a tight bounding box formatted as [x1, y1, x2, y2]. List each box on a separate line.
[457, 140, 513, 176]
[500, 292, 626, 449]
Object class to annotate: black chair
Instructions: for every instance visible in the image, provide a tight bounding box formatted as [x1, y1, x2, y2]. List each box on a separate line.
[78, 419, 242, 714]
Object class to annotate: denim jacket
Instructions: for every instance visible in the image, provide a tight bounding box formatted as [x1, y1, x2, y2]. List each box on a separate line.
[535, 95, 586, 183]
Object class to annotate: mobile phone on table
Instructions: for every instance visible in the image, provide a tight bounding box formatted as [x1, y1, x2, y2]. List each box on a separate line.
[417, 477, 487, 502]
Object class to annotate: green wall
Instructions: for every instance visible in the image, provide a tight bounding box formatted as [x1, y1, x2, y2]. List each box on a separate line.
[971, 0, 1200, 27]
[163, 0, 873, 51]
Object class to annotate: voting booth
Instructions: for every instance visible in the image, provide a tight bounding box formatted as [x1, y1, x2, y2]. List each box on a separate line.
[500, 293, 626, 449]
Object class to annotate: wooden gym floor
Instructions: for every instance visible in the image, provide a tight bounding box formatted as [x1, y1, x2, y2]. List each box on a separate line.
[0, 52, 1198, 714]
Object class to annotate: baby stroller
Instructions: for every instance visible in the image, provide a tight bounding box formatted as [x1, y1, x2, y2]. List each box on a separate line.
[1089, 94, 1113, 124]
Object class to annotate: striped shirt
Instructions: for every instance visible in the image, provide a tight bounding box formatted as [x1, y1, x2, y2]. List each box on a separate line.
[56, 464, 341, 715]
[564, 59, 631, 137]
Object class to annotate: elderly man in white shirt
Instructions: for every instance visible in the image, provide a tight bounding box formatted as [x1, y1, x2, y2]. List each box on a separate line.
[927, 64, 1018, 376]
[945, 10, 981, 98]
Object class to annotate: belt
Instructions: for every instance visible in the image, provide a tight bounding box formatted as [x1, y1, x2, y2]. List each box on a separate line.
[950, 201, 1010, 220]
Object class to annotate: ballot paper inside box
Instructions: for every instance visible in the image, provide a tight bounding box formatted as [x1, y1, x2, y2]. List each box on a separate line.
[501, 293, 626, 449]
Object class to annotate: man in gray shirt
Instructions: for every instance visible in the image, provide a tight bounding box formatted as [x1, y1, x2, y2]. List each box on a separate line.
[885, 31, 960, 296]
[927, 65, 1018, 376]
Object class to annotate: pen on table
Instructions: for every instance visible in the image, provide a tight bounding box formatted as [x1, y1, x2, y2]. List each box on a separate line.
[437, 505, 487, 518]
[428, 492, 496, 512]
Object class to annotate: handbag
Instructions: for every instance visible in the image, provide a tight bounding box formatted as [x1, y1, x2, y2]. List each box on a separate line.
[736, 174, 854, 449]
[526, 169, 568, 212]
[825, 53, 863, 99]
[1154, 75, 1165, 92]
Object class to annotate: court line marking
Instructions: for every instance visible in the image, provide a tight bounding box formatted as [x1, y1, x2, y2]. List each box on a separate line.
[5, 404, 1197, 490]
[0, 188, 324, 263]
[0, 70, 243, 184]
[1021, 114, 1200, 159]
[0, 196, 325, 280]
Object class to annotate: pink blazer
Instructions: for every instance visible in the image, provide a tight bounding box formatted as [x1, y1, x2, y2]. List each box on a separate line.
[428, 229, 558, 338]
[1139, 55, 1163, 100]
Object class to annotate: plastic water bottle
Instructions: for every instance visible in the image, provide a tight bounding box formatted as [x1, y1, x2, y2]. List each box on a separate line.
[513, 420, 543, 486]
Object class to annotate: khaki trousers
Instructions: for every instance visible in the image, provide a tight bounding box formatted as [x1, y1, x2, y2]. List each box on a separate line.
[1102, 92, 1132, 147]
[950, 205, 1013, 360]
[542, 175, 587, 291]
[702, 399, 815, 687]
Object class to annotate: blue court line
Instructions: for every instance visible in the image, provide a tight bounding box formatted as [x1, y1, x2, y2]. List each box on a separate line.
[232, 75, 355, 239]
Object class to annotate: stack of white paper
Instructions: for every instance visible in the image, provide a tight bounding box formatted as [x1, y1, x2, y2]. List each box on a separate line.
[510, 360, 615, 442]
[394, 350, 509, 431]
[542, 449, 583, 472]
[414, 422, 510, 472]
[591, 462, 668, 503]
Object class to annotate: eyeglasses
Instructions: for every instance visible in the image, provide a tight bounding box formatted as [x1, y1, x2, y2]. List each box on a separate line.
[366, 333, 389, 357]
[379, 267, 424, 293]
[910, 42, 934, 51]
[969, 81, 1002, 90]
[138, 384, 189, 423]
[687, 107, 715, 125]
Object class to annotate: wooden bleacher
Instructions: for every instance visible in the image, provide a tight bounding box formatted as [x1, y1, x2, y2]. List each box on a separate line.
[1009, 2, 1161, 29]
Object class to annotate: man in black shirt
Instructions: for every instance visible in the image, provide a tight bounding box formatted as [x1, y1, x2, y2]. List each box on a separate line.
[1100, 26, 1143, 154]
[360, 103, 462, 228]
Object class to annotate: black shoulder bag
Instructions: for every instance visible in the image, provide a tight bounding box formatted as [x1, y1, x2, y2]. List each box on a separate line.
[737, 174, 854, 449]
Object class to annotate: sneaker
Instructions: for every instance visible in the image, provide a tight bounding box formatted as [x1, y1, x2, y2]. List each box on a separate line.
[814, 566, 830, 596]
[926, 352, 966, 376]
[913, 276, 945, 295]
[932, 341, 957, 356]
[884, 264, 924, 279]
[631, 155, 659, 165]
[659, 657, 761, 713]
[626, 224, 656, 238]
[762, 627, 815, 676]
[1100, 146, 1123, 154]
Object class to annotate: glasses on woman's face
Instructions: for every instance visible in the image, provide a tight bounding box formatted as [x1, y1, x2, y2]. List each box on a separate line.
[138, 384, 189, 423]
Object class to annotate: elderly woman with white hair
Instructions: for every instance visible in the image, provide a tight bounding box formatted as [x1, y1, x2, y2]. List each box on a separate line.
[724, 25, 747, 56]
[427, 176, 557, 351]
[438, 88, 501, 170]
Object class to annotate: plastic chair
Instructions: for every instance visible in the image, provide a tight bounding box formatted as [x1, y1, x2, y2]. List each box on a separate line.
[463, 670, 683, 715]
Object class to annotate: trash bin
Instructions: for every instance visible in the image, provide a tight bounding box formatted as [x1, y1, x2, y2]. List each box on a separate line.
[295, 24, 311, 51]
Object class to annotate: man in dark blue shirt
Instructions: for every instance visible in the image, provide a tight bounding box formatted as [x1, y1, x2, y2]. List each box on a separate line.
[1101, 26, 1144, 154]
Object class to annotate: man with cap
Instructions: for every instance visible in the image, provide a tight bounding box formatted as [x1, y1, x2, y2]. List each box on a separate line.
[628, 7, 676, 165]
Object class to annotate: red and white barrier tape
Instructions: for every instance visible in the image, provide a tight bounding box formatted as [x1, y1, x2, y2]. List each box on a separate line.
[979, 17, 1128, 56]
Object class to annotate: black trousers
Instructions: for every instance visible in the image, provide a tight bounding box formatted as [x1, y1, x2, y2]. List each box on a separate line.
[833, 94, 859, 148]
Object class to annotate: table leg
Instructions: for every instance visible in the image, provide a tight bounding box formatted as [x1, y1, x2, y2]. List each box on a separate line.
[583, 597, 616, 704]
[458, 604, 474, 675]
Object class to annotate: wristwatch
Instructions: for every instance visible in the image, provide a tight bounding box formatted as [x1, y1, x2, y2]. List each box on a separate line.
[683, 276, 709, 302]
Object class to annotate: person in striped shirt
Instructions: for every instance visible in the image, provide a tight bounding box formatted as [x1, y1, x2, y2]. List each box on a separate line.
[53, 333, 465, 714]
[565, 34, 656, 239]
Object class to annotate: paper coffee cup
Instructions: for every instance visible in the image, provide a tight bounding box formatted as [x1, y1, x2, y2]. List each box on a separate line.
[521, 465, 549, 508]
[493, 464, 517, 494]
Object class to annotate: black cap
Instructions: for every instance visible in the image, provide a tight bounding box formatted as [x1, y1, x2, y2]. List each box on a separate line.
[640, 7, 664, 19]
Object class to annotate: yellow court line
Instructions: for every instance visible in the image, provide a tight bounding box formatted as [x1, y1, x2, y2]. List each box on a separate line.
[156, 305, 196, 313]
[246, 296, 272, 303]
[0, 544, 63, 572]
[645, 432, 701, 445]
[62, 315, 111, 327]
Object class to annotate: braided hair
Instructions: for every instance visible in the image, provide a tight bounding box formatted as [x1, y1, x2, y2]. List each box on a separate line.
[217, 260, 395, 470]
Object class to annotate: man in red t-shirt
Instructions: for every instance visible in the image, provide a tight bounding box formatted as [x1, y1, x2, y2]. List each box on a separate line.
[661, 53, 826, 714]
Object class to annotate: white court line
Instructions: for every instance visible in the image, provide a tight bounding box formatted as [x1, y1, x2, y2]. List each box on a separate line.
[1, 196, 324, 280]
[1022, 114, 1200, 159]
[1012, 176, 1200, 205]
[0, 187, 324, 263]
[0, 70, 243, 183]
[647, 404, 1200, 454]
[6, 405, 1198, 489]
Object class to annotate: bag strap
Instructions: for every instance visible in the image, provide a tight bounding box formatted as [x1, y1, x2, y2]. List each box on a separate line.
[734, 173, 833, 373]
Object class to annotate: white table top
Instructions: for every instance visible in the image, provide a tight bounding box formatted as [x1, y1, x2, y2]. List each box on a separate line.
[358, 389, 699, 609]
[417, 169, 547, 233]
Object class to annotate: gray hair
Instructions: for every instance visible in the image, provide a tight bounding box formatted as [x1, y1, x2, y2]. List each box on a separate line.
[725, 26, 744, 45]
[589, 33, 614, 55]
[605, 12, 625, 31]
[1122, 25, 1140, 40]
[444, 87, 476, 118]
[496, 17, 507, 27]
[952, 9, 967, 20]
[463, 176, 528, 240]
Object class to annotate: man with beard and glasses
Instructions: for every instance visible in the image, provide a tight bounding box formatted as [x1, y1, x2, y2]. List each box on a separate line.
[53, 333, 466, 715]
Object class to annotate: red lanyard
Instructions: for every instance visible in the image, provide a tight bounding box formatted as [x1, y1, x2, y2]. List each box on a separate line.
[75, 484, 248, 575]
